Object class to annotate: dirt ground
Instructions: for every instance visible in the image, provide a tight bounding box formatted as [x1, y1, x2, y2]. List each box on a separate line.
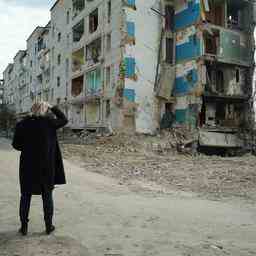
[1, 136, 256, 256]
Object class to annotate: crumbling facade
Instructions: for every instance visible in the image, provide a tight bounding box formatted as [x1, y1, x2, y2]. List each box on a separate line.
[169, 0, 255, 148]
[2, 0, 255, 148]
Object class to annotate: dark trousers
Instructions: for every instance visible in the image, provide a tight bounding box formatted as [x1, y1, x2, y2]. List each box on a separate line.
[19, 189, 54, 225]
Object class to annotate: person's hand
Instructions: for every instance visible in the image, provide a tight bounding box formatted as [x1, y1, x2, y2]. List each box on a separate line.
[44, 102, 53, 110]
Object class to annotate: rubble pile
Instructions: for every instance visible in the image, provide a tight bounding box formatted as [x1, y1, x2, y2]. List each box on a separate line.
[150, 128, 198, 155]
[61, 133, 256, 200]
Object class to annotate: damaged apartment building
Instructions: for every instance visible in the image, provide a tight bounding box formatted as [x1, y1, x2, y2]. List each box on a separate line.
[169, 0, 255, 148]
[2, 0, 256, 148]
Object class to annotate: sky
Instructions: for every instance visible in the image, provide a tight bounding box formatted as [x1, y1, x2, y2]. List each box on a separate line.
[0, 0, 56, 78]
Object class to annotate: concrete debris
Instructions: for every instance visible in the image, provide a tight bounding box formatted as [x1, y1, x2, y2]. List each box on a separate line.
[151, 128, 198, 155]
[61, 133, 256, 200]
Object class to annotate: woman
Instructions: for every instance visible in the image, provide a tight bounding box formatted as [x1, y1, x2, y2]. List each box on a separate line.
[12, 101, 68, 235]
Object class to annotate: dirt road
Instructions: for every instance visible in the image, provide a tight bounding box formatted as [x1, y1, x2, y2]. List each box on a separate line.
[1, 137, 256, 256]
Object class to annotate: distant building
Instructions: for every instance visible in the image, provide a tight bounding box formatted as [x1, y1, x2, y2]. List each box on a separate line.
[2, 0, 256, 148]
[0, 79, 4, 106]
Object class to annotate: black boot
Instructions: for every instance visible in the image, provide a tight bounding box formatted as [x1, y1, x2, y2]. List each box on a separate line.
[45, 223, 55, 235]
[19, 222, 28, 236]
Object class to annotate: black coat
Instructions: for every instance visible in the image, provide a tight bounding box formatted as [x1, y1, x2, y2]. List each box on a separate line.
[12, 106, 68, 195]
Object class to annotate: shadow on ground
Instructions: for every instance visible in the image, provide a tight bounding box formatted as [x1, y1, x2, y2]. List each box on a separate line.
[0, 231, 90, 256]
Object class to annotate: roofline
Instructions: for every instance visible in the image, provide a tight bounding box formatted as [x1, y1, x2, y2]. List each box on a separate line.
[4, 63, 14, 73]
[50, 0, 60, 11]
[26, 26, 44, 42]
[13, 50, 26, 61]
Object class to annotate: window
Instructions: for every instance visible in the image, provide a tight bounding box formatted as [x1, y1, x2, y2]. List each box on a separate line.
[73, 0, 85, 17]
[216, 70, 224, 93]
[57, 54, 61, 65]
[236, 69, 240, 83]
[166, 38, 174, 64]
[89, 9, 98, 34]
[38, 37, 44, 51]
[106, 100, 111, 118]
[58, 32, 61, 42]
[106, 33, 111, 52]
[67, 34, 70, 48]
[86, 38, 101, 64]
[30, 61, 32, 67]
[57, 76, 60, 87]
[67, 11, 70, 24]
[106, 66, 111, 88]
[86, 68, 101, 94]
[73, 19, 84, 42]
[165, 5, 174, 31]
[57, 98, 61, 105]
[107, 1, 111, 23]
[65, 58, 69, 78]
[72, 76, 83, 97]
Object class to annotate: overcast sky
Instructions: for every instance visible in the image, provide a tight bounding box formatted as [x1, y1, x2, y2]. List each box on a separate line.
[0, 0, 56, 79]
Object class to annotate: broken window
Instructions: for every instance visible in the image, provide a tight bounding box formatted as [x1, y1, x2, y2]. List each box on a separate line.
[227, 1, 248, 30]
[204, 1, 225, 26]
[204, 30, 219, 55]
[71, 75, 84, 97]
[72, 0, 85, 18]
[165, 5, 174, 31]
[38, 37, 45, 52]
[73, 19, 84, 42]
[107, 1, 111, 23]
[86, 38, 101, 65]
[106, 100, 111, 118]
[203, 100, 244, 128]
[236, 69, 240, 83]
[37, 74, 43, 84]
[216, 70, 224, 93]
[89, 9, 99, 34]
[72, 48, 85, 72]
[166, 38, 174, 64]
